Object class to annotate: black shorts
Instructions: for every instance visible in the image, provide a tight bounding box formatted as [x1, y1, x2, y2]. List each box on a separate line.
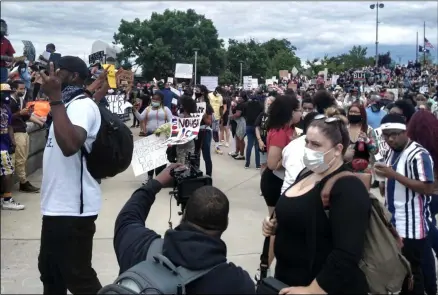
[221, 114, 229, 126]
[260, 168, 283, 207]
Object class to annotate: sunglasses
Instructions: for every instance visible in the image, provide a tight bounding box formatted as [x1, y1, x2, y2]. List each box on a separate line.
[314, 114, 341, 123]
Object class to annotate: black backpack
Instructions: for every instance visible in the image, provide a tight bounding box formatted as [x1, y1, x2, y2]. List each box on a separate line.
[67, 95, 134, 179]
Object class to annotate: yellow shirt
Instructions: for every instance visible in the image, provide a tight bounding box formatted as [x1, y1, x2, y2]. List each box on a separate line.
[208, 92, 223, 118]
[102, 64, 117, 89]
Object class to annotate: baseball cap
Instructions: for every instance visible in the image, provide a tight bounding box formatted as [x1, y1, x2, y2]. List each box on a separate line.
[58, 56, 89, 80]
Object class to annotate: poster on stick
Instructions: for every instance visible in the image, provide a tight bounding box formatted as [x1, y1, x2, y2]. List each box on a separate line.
[131, 135, 169, 177]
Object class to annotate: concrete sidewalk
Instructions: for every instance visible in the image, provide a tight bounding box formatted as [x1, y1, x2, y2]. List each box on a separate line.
[1, 138, 268, 294]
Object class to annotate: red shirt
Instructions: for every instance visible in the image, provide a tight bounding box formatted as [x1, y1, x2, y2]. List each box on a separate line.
[0, 37, 15, 67]
[267, 126, 295, 152]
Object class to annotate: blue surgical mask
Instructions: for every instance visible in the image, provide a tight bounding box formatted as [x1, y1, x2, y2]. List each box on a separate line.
[151, 101, 161, 108]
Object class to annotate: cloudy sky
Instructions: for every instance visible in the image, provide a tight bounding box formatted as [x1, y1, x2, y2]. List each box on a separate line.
[2, 1, 438, 64]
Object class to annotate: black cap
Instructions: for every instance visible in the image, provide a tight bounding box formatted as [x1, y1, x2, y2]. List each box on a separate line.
[58, 56, 89, 80]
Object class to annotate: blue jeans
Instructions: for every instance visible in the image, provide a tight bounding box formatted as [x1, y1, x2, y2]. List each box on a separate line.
[0, 67, 8, 83]
[194, 130, 212, 176]
[245, 126, 260, 167]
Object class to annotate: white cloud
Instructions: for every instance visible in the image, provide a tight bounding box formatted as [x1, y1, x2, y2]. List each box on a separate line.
[1, 1, 437, 63]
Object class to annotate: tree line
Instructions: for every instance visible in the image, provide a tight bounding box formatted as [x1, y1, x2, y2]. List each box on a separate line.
[113, 9, 394, 84]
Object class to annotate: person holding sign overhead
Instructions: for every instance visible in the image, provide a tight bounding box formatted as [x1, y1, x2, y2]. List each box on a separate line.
[133, 91, 172, 185]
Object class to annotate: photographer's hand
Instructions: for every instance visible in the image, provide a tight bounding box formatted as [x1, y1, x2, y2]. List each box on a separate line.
[155, 163, 184, 188]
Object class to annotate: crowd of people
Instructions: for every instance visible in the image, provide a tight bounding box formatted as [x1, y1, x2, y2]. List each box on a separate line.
[1, 16, 438, 295]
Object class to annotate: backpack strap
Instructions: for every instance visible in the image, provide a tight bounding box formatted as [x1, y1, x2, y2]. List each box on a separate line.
[150, 254, 223, 291]
[146, 238, 163, 261]
[65, 94, 91, 214]
[321, 172, 371, 207]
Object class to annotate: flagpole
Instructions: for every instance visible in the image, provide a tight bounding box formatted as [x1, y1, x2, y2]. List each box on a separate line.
[416, 31, 418, 62]
[423, 21, 426, 65]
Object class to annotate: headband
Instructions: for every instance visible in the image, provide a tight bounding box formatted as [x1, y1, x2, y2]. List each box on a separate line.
[380, 122, 406, 131]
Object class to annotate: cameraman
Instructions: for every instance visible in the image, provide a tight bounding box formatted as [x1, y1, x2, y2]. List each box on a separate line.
[114, 163, 255, 293]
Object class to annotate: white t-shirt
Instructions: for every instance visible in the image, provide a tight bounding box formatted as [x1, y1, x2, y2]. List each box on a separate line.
[281, 135, 306, 194]
[41, 96, 101, 216]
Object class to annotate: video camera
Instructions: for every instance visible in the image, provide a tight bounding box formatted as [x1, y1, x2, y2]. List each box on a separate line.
[169, 153, 212, 215]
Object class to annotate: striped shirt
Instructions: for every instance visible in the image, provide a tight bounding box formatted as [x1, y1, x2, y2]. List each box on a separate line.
[384, 141, 434, 239]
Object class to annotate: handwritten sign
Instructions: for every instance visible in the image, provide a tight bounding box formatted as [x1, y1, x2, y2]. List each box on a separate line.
[106, 94, 126, 114]
[196, 102, 206, 114]
[200, 76, 218, 91]
[353, 71, 365, 82]
[374, 127, 390, 161]
[175, 63, 193, 79]
[279, 70, 289, 78]
[116, 69, 134, 88]
[131, 135, 169, 177]
[89, 51, 104, 65]
[243, 76, 252, 90]
[165, 115, 203, 145]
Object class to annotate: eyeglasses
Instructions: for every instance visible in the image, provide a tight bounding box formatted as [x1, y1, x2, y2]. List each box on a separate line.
[314, 114, 341, 123]
[382, 131, 404, 139]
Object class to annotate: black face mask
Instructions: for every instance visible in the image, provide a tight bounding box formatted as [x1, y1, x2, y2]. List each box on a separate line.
[195, 92, 202, 98]
[348, 114, 362, 124]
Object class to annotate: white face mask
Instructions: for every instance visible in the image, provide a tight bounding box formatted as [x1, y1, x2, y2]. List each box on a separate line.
[302, 111, 309, 118]
[302, 147, 334, 174]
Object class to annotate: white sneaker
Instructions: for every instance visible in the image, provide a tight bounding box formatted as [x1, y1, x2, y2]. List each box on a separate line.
[1, 198, 25, 210]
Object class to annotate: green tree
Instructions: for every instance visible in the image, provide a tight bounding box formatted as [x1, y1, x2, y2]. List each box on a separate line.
[113, 9, 225, 80]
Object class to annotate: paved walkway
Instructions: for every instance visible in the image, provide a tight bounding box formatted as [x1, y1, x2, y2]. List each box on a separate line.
[0, 130, 410, 294]
[1, 132, 271, 294]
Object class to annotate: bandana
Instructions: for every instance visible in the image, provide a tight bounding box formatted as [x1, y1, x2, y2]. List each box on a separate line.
[62, 85, 85, 104]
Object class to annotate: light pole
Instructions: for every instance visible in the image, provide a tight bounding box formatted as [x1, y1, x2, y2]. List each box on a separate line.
[370, 2, 384, 67]
[239, 61, 243, 86]
[193, 48, 199, 85]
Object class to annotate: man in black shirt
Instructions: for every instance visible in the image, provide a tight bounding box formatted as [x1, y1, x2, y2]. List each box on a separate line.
[243, 95, 263, 169]
[8, 80, 39, 192]
[114, 164, 255, 293]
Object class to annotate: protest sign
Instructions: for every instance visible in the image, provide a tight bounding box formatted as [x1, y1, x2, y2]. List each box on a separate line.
[167, 77, 174, 84]
[251, 78, 259, 89]
[265, 79, 273, 86]
[116, 69, 134, 87]
[386, 88, 399, 100]
[106, 94, 126, 114]
[200, 76, 218, 91]
[196, 102, 206, 114]
[22, 40, 36, 62]
[89, 50, 104, 65]
[287, 81, 297, 91]
[279, 70, 288, 78]
[291, 67, 299, 76]
[165, 115, 202, 145]
[374, 127, 390, 161]
[131, 135, 169, 177]
[102, 64, 117, 88]
[243, 76, 252, 90]
[353, 71, 365, 82]
[170, 87, 181, 97]
[175, 63, 193, 79]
